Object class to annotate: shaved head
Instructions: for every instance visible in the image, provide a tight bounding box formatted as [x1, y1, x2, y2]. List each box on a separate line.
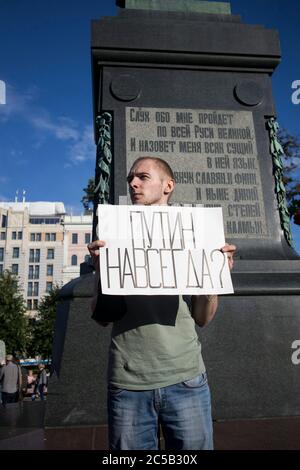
[130, 157, 174, 181]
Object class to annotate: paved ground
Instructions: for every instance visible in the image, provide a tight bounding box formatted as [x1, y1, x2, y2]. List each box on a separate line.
[0, 401, 46, 450]
[1, 401, 300, 450]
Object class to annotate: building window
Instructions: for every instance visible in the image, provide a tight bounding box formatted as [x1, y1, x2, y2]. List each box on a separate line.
[33, 299, 38, 310]
[29, 264, 40, 280]
[0, 232, 6, 240]
[33, 282, 39, 296]
[46, 282, 53, 293]
[71, 255, 77, 266]
[47, 249, 54, 259]
[47, 264, 53, 276]
[0, 264, 3, 275]
[27, 299, 32, 310]
[12, 231, 17, 240]
[30, 217, 60, 225]
[45, 218, 59, 224]
[27, 282, 33, 296]
[13, 247, 19, 258]
[31, 233, 42, 242]
[46, 233, 57, 242]
[29, 249, 40, 263]
[11, 264, 19, 275]
[85, 233, 91, 244]
[72, 233, 78, 244]
[0, 248, 3, 262]
[28, 265, 34, 279]
[84, 254, 90, 263]
[1, 215, 7, 228]
[18, 231, 22, 240]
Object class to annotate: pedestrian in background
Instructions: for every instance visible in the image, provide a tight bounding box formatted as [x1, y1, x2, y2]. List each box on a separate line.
[0, 355, 20, 406]
[26, 370, 36, 397]
[32, 364, 48, 401]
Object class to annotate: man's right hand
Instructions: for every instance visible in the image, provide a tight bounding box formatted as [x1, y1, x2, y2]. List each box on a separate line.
[87, 240, 106, 270]
[88, 240, 110, 325]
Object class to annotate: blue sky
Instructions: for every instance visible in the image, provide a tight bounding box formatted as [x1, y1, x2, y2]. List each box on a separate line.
[0, 0, 299, 253]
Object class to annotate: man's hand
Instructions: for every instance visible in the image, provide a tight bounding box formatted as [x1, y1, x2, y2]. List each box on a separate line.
[88, 240, 107, 323]
[220, 243, 236, 271]
[87, 240, 106, 270]
[192, 243, 236, 327]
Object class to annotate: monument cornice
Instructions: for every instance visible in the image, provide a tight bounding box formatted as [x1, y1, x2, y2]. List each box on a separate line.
[92, 49, 280, 73]
[92, 17, 281, 74]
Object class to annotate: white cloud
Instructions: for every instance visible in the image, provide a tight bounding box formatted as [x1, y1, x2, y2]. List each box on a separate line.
[0, 84, 79, 143]
[0, 84, 38, 122]
[10, 149, 23, 157]
[30, 114, 79, 141]
[67, 125, 95, 165]
[0, 82, 96, 166]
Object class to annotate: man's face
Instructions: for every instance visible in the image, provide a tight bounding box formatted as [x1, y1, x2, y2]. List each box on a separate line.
[127, 159, 173, 205]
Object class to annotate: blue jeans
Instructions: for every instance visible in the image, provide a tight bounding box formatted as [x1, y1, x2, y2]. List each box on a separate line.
[108, 372, 213, 450]
[38, 384, 46, 400]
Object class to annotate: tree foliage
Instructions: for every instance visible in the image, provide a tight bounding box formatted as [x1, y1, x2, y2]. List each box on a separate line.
[0, 270, 28, 355]
[27, 285, 61, 360]
[279, 129, 300, 225]
[81, 177, 95, 212]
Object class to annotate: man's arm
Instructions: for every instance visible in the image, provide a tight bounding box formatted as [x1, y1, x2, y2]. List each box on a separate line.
[88, 240, 127, 326]
[191, 243, 236, 327]
[88, 240, 110, 326]
[90, 268, 100, 314]
[191, 294, 218, 327]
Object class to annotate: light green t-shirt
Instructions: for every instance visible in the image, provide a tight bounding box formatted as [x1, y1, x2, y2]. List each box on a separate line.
[108, 295, 205, 390]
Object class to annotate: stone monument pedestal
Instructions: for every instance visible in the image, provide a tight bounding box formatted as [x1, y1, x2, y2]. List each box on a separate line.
[44, 273, 111, 449]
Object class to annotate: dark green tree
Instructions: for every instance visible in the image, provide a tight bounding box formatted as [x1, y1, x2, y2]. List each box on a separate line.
[279, 129, 300, 225]
[27, 285, 61, 360]
[0, 270, 28, 356]
[81, 177, 95, 212]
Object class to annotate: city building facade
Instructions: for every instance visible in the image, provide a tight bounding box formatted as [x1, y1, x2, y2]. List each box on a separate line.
[61, 214, 93, 285]
[0, 201, 92, 316]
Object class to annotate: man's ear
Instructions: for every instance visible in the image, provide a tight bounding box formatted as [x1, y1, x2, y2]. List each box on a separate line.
[163, 178, 175, 195]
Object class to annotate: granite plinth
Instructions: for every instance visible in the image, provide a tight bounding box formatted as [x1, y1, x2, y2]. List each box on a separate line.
[44, 274, 112, 428]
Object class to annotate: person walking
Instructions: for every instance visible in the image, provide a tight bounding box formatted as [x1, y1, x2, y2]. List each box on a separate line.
[32, 364, 48, 401]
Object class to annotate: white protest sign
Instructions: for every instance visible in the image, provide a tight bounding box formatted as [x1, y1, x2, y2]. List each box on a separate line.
[98, 205, 234, 296]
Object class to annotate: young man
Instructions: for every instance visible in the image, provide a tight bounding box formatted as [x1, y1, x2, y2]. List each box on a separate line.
[88, 156, 236, 450]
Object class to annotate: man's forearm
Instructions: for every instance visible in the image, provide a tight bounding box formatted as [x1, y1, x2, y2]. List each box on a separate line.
[191, 295, 218, 327]
[91, 269, 100, 313]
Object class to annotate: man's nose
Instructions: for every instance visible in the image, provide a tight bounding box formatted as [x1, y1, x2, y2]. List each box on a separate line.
[129, 176, 139, 188]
